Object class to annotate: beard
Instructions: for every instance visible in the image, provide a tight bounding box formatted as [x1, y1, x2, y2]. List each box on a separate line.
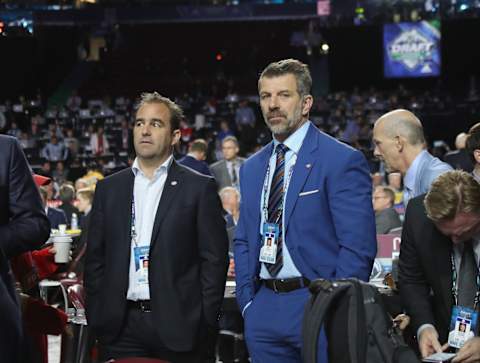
[263, 105, 303, 137]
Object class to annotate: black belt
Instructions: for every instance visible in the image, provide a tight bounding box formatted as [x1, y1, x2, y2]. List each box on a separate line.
[127, 300, 152, 312]
[262, 277, 310, 293]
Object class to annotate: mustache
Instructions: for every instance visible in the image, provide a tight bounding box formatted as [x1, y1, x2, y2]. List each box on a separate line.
[267, 111, 286, 119]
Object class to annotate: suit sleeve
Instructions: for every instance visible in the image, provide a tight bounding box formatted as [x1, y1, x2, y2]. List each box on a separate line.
[398, 199, 436, 334]
[197, 178, 229, 326]
[0, 138, 50, 257]
[84, 180, 106, 321]
[234, 164, 254, 312]
[328, 150, 377, 281]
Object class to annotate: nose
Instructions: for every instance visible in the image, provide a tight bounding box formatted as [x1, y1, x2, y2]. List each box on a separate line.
[140, 123, 151, 135]
[373, 145, 381, 158]
[268, 95, 279, 110]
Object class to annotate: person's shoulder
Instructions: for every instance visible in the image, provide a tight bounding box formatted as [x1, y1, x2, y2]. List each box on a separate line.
[177, 162, 214, 183]
[210, 159, 226, 169]
[99, 167, 133, 187]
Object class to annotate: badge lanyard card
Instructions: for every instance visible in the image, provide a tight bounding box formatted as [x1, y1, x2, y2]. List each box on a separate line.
[448, 254, 479, 349]
[131, 196, 149, 285]
[259, 158, 295, 265]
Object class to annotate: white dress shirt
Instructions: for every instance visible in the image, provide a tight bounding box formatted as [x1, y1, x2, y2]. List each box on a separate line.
[126, 156, 172, 301]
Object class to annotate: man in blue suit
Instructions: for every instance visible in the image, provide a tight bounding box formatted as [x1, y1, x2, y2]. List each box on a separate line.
[178, 139, 212, 176]
[234, 59, 377, 362]
[372, 109, 452, 206]
[39, 187, 67, 230]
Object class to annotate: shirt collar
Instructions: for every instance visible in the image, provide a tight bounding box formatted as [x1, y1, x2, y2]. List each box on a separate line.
[132, 155, 173, 179]
[272, 120, 311, 155]
[404, 149, 427, 192]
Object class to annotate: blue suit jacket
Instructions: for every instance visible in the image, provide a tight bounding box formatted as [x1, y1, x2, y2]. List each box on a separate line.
[48, 207, 68, 230]
[234, 124, 377, 311]
[178, 155, 212, 176]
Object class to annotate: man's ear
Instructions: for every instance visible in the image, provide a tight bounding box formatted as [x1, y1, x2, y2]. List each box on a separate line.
[395, 135, 406, 152]
[171, 129, 181, 146]
[474, 149, 480, 164]
[302, 95, 313, 116]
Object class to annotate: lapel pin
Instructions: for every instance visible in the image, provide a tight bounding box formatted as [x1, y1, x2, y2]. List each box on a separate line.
[171, 181, 178, 186]
[306, 163, 312, 169]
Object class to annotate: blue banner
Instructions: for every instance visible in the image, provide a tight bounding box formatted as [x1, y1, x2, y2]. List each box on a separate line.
[384, 21, 441, 78]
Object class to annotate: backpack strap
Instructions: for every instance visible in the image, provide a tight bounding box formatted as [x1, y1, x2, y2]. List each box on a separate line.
[302, 279, 351, 363]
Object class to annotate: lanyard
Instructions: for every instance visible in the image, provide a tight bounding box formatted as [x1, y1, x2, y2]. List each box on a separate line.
[261, 153, 295, 224]
[131, 196, 138, 247]
[450, 252, 480, 308]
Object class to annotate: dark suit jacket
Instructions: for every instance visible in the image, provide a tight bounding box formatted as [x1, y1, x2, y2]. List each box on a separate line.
[178, 155, 212, 176]
[0, 135, 50, 258]
[0, 249, 22, 362]
[444, 149, 473, 173]
[0, 135, 50, 362]
[85, 160, 229, 351]
[398, 195, 454, 342]
[58, 203, 80, 227]
[375, 207, 402, 234]
[47, 207, 68, 230]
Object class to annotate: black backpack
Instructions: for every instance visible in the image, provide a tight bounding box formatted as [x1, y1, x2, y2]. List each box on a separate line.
[302, 278, 420, 363]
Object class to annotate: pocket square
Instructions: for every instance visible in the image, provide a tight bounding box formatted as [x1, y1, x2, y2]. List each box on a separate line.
[299, 189, 319, 197]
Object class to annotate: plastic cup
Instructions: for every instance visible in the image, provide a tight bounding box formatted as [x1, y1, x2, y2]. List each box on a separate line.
[53, 235, 72, 263]
[58, 224, 67, 235]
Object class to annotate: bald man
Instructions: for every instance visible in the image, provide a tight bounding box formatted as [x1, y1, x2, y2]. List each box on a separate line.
[444, 132, 474, 173]
[373, 109, 452, 206]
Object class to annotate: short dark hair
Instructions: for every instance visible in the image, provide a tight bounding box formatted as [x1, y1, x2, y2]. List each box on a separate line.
[189, 139, 208, 154]
[59, 184, 75, 203]
[135, 91, 184, 132]
[466, 122, 480, 164]
[259, 59, 312, 98]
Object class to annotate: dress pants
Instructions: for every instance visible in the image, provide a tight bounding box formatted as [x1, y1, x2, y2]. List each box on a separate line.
[243, 284, 328, 363]
[101, 305, 203, 363]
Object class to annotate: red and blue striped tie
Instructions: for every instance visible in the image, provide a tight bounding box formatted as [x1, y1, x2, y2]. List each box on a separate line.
[266, 143, 288, 276]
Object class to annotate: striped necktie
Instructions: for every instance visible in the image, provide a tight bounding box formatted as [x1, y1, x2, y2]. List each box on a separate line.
[266, 143, 289, 276]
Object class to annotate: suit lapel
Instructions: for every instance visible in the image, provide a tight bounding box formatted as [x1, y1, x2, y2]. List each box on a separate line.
[122, 171, 135, 257]
[436, 230, 454, 316]
[150, 160, 184, 247]
[284, 125, 317, 231]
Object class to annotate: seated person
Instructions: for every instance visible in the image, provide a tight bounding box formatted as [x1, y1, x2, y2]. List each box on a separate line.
[373, 186, 402, 234]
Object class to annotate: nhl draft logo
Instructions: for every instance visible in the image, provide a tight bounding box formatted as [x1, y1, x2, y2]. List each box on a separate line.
[388, 28, 435, 71]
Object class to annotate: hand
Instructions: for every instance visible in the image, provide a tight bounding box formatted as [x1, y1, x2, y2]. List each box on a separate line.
[393, 314, 410, 331]
[452, 337, 480, 363]
[227, 258, 235, 278]
[418, 326, 444, 358]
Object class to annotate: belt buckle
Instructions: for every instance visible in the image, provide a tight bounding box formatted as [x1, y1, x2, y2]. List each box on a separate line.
[272, 280, 279, 293]
[140, 302, 151, 313]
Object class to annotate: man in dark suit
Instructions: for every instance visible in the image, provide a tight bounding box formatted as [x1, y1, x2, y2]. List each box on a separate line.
[178, 138, 212, 176]
[444, 132, 473, 173]
[373, 186, 402, 234]
[234, 59, 377, 362]
[85, 92, 229, 362]
[58, 184, 80, 228]
[38, 187, 67, 230]
[0, 135, 51, 362]
[399, 171, 480, 362]
[210, 136, 245, 190]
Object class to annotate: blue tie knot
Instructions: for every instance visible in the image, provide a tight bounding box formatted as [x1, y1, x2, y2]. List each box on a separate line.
[275, 143, 289, 155]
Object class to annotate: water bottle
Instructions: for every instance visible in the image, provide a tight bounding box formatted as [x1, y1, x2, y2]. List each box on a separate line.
[71, 213, 78, 230]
